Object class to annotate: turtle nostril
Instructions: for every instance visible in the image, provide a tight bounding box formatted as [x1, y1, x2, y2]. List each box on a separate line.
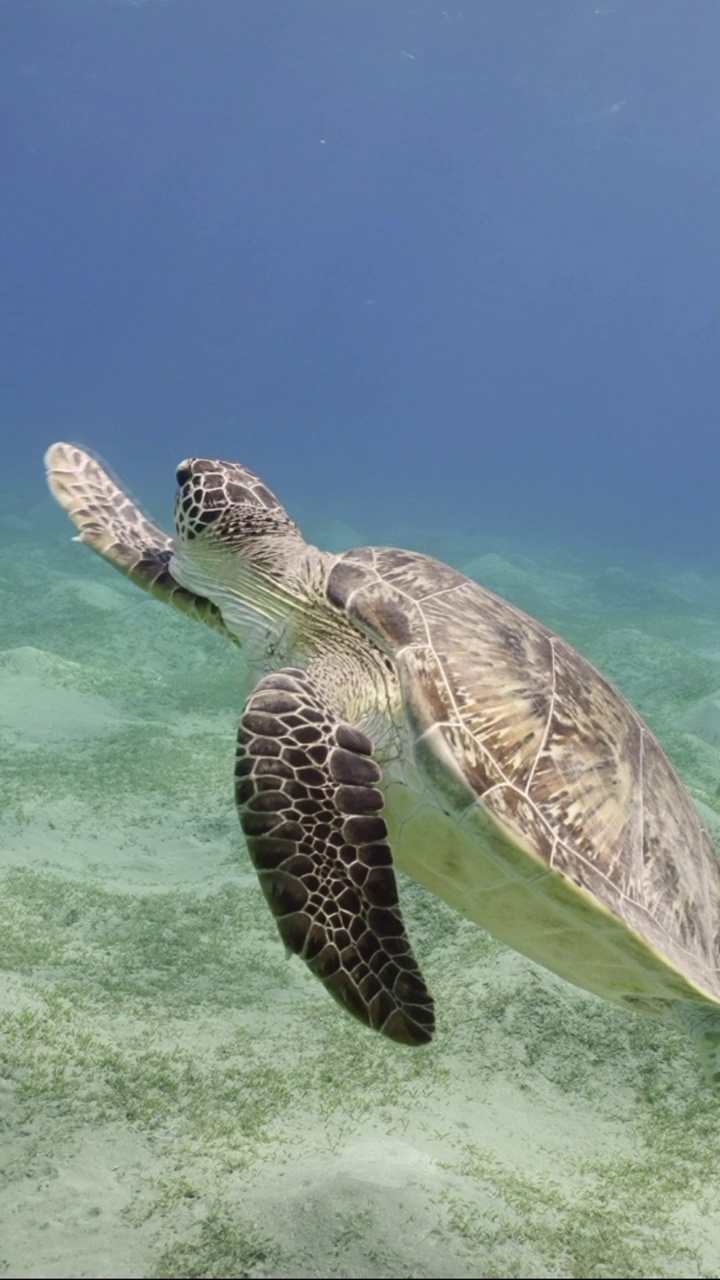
[176, 463, 192, 487]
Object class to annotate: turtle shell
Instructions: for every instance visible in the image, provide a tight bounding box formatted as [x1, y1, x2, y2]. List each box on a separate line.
[327, 546, 720, 1005]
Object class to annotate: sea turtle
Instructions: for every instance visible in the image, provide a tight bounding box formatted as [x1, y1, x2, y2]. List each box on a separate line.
[45, 441, 720, 1087]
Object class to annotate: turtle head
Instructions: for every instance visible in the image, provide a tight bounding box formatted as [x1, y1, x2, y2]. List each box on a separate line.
[170, 457, 312, 646]
[173, 457, 299, 551]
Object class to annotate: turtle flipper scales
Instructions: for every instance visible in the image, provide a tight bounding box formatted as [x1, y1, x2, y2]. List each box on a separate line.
[235, 667, 435, 1046]
[45, 442, 233, 638]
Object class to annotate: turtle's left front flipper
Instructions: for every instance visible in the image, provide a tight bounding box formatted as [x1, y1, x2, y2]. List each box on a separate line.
[235, 667, 435, 1045]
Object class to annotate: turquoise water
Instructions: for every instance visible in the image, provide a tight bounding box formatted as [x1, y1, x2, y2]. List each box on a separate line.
[3, 491, 720, 1278]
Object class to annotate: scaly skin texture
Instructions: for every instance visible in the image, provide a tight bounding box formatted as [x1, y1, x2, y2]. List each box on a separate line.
[236, 667, 434, 1044]
[45, 441, 720, 1084]
[46, 443, 432, 1043]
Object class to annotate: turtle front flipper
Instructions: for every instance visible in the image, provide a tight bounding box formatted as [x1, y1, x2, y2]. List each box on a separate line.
[235, 666, 435, 1045]
[45, 442, 233, 639]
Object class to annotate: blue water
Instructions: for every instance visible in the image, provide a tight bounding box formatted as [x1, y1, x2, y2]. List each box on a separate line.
[4, 4, 720, 1278]
[3, 1, 720, 556]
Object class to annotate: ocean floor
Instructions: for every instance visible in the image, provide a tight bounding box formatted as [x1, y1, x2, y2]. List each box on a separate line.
[4, 502, 720, 1279]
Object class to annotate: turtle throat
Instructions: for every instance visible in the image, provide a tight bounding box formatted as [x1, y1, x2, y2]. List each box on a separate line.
[169, 534, 327, 661]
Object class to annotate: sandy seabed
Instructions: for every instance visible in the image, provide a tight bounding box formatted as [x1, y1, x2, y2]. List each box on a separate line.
[4, 507, 720, 1279]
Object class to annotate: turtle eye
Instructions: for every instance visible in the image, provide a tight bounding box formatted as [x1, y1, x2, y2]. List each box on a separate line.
[176, 464, 193, 487]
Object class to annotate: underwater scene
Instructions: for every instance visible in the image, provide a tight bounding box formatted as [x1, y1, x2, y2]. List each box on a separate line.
[3, 3, 720, 1278]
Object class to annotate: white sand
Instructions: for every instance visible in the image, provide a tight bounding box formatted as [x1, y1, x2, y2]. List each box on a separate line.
[3, 534, 720, 1278]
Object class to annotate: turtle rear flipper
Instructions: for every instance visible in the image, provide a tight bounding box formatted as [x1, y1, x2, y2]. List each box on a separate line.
[236, 666, 435, 1045]
[45, 442, 233, 638]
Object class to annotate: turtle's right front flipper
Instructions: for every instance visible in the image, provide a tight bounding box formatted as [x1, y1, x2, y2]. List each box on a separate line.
[45, 442, 233, 639]
[236, 666, 435, 1045]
